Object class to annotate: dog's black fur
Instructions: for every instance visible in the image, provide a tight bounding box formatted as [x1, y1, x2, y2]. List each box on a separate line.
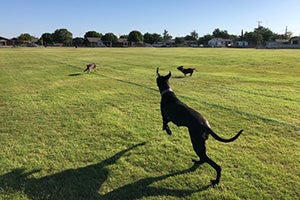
[177, 66, 196, 76]
[84, 63, 97, 73]
[156, 68, 243, 186]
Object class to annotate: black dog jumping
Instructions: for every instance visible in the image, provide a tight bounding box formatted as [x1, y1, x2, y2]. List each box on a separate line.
[156, 68, 243, 186]
[177, 65, 196, 76]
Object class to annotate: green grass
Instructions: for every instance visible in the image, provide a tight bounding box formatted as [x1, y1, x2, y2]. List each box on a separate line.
[0, 47, 299, 199]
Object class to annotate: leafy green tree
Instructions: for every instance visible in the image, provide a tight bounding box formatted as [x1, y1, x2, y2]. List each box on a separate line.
[184, 35, 194, 41]
[190, 30, 199, 41]
[152, 33, 163, 43]
[175, 37, 185, 46]
[18, 33, 34, 42]
[128, 30, 143, 44]
[144, 32, 154, 44]
[198, 34, 213, 45]
[52, 28, 73, 45]
[254, 26, 275, 41]
[243, 26, 276, 46]
[40, 33, 53, 45]
[119, 35, 128, 39]
[163, 29, 172, 41]
[84, 31, 102, 39]
[72, 37, 85, 47]
[101, 33, 118, 46]
[212, 28, 230, 39]
[244, 31, 263, 45]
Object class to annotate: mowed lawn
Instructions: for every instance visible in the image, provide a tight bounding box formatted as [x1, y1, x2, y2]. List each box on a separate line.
[0, 47, 299, 199]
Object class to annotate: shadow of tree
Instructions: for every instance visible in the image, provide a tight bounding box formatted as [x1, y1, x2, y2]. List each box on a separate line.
[0, 142, 209, 199]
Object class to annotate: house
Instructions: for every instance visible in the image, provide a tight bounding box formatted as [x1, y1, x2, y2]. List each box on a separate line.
[152, 40, 175, 47]
[266, 37, 300, 49]
[86, 37, 106, 47]
[0, 36, 15, 46]
[208, 38, 232, 47]
[112, 38, 128, 47]
[290, 36, 300, 45]
[233, 40, 249, 48]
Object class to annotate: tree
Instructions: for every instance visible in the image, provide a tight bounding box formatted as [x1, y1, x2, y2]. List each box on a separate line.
[175, 37, 185, 46]
[143, 33, 162, 44]
[18, 33, 34, 42]
[52, 28, 72, 45]
[163, 29, 172, 41]
[144, 33, 154, 44]
[243, 26, 277, 46]
[128, 30, 143, 44]
[212, 28, 230, 39]
[84, 31, 102, 39]
[244, 31, 263, 46]
[72, 37, 85, 47]
[198, 34, 213, 46]
[254, 26, 276, 41]
[152, 33, 163, 43]
[101, 33, 118, 47]
[190, 30, 199, 41]
[40, 33, 53, 45]
[184, 35, 194, 41]
[119, 35, 128, 39]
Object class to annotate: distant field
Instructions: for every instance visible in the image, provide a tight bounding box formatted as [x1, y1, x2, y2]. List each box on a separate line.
[0, 47, 299, 199]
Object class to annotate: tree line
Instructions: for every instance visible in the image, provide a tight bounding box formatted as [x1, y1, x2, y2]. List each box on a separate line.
[16, 26, 293, 47]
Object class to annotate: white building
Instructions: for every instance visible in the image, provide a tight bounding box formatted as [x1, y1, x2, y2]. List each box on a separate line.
[208, 38, 233, 47]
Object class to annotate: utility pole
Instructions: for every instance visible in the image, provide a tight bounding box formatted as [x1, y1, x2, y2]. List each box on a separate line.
[285, 26, 288, 36]
[257, 21, 262, 28]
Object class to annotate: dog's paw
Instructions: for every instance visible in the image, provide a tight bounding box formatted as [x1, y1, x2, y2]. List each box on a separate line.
[163, 125, 172, 135]
[210, 179, 220, 187]
[166, 128, 172, 135]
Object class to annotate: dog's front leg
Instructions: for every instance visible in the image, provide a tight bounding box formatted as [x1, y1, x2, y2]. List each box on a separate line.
[163, 121, 172, 135]
[161, 112, 172, 135]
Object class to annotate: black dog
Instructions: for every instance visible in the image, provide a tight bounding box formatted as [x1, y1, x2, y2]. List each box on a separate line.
[177, 66, 196, 76]
[156, 68, 243, 186]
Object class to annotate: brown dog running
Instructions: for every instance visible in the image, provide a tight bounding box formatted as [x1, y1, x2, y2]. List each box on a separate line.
[84, 63, 97, 73]
[156, 68, 243, 186]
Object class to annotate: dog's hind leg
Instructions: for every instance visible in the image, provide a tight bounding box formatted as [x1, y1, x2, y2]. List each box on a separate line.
[205, 156, 221, 186]
[190, 133, 221, 186]
[191, 138, 206, 165]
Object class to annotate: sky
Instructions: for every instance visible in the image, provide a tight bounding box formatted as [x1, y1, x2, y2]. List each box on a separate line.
[1, 0, 299, 39]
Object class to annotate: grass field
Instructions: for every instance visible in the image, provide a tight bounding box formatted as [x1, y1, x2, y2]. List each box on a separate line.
[0, 47, 299, 199]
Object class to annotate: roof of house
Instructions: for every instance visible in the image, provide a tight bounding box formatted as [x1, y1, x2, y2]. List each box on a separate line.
[0, 36, 11, 41]
[290, 36, 300, 40]
[209, 38, 232, 42]
[86, 37, 102, 43]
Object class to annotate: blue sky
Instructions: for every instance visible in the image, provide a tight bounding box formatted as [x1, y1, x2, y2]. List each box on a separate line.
[1, 0, 299, 38]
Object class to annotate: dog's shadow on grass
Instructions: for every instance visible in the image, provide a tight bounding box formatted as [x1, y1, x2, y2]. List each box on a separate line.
[68, 73, 82, 76]
[0, 142, 209, 199]
[173, 75, 185, 79]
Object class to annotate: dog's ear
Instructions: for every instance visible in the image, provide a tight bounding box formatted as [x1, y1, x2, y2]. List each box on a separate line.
[156, 67, 160, 77]
[166, 71, 171, 79]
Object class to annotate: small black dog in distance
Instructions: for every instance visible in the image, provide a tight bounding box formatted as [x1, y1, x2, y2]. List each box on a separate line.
[177, 66, 196, 76]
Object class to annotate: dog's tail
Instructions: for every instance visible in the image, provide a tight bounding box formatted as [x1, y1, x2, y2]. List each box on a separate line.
[207, 128, 243, 143]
